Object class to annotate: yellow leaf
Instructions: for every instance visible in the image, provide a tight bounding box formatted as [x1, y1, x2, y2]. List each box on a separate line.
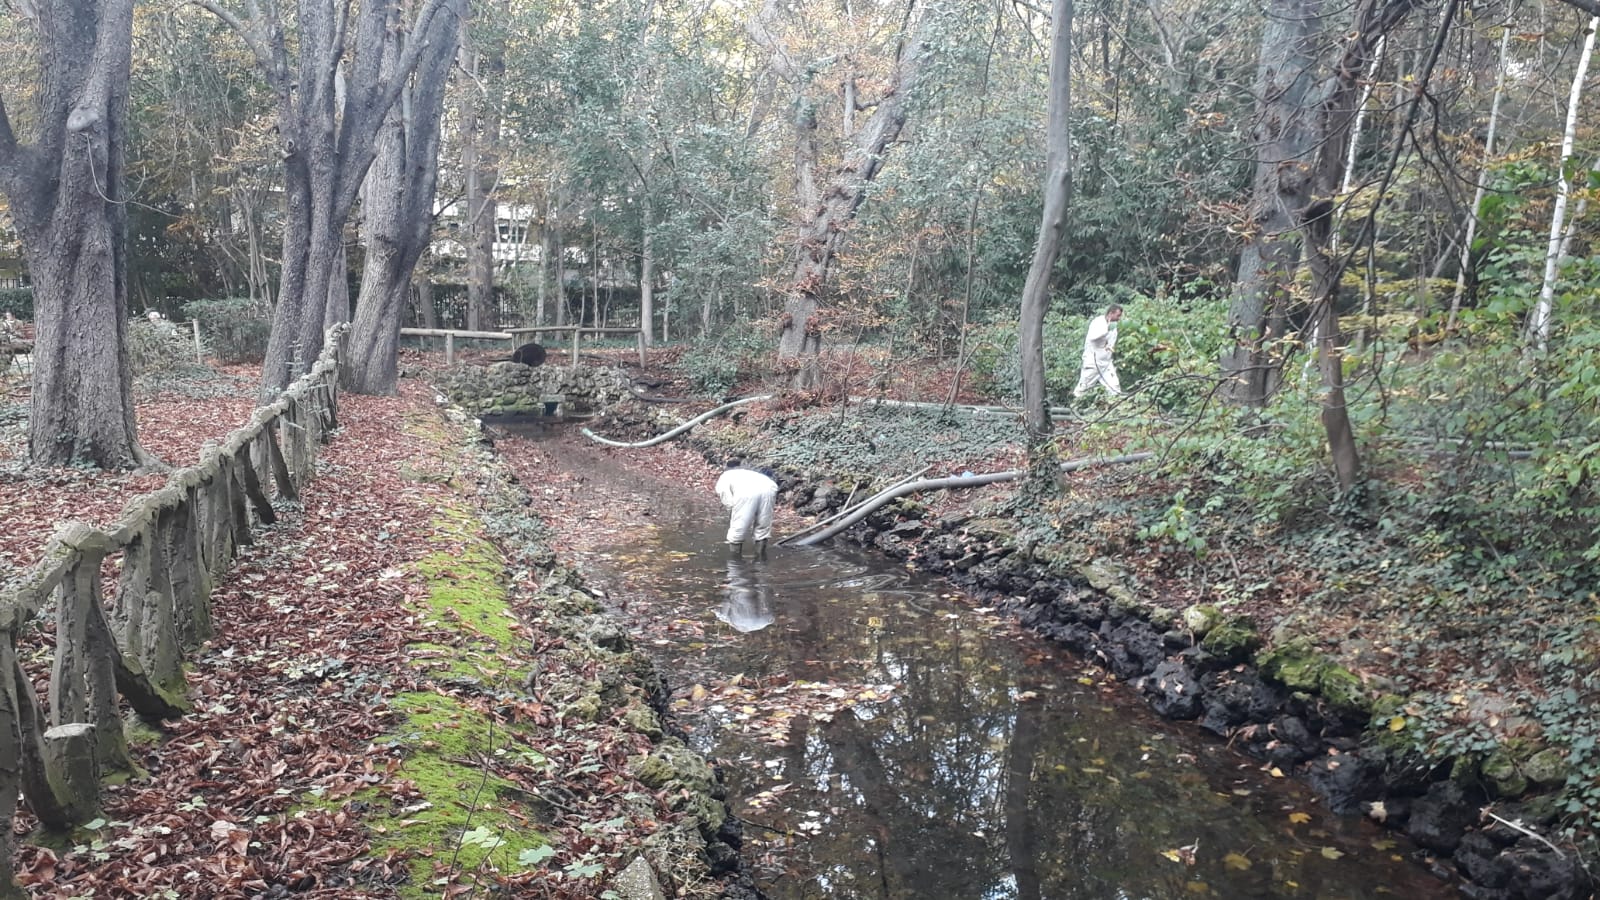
[1321, 847, 1345, 860]
[1288, 812, 1312, 824]
[1268, 767, 1285, 778]
[1185, 882, 1211, 894]
[690, 684, 708, 702]
[1161, 850, 1183, 863]
[1388, 715, 1406, 732]
[1223, 852, 1252, 871]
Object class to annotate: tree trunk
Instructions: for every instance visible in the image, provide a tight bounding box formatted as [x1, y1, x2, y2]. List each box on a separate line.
[1220, 0, 1328, 404]
[750, 0, 930, 386]
[460, 34, 502, 334]
[640, 192, 655, 346]
[204, 0, 453, 401]
[1530, 15, 1598, 350]
[344, 0, 461, 395]
[1019, 0, 1074, 440]
[0, 0, 153, 468]
[1449, 27, 1511, 330]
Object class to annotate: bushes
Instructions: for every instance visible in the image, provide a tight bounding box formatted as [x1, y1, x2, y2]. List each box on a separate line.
[128, 319, 203, 376]
[0, 288, 32, 320]
[183, 297, 271, 363]
[675, 325, 775, 395]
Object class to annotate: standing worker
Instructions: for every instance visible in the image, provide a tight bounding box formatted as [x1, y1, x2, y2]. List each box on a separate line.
[715, 459, 778, 559]
[1073, 304, 1124, 398]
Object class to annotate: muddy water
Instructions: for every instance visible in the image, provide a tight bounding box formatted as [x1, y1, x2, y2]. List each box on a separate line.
[506, 434, 1449, 900]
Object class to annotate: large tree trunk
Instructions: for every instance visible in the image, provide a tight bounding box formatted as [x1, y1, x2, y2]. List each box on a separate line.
[1219, 0, 1328, 404]
[344, 0, 462, 395]
[750, 0, 930, 386]
[204, 0, 452, 401]
[0, 0, 153, 469]
[1019, 0, 1074, 441]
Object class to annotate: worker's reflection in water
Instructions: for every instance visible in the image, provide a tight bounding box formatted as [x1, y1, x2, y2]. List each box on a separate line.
[716, 555, 775, 633]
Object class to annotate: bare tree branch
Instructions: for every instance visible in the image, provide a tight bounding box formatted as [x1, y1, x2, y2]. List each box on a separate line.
[193, 0, 276, 72]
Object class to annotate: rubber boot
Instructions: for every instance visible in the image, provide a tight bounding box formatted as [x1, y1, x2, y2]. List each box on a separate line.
[755, 539, 768, 561]
[727, 541, 743, 559]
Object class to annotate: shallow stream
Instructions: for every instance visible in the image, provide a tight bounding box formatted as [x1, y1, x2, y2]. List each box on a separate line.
[506, 431, 1450, 899]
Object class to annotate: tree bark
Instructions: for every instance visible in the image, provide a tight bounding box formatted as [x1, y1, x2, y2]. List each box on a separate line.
[344, 0, 461, 395]
[1449, 26, 1512, 329]
[0, 0, 153, 468]
[203, 0, 453, 401]
[1530, 15, 1598, 350]
[460, 33, 503, 333]
[1019, 0, 1074, 440]
[749, 0, 930, 386]
[1220, 0, 1327, 404]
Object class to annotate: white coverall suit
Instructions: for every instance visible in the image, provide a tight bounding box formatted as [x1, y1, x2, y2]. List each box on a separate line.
[1073, 314, 1122, 397]
[715, 467, 778, 545]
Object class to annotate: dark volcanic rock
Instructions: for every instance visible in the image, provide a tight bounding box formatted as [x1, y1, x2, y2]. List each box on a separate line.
[1137, 660, 1203, 720]
[1408, 781, 1478, 854]
[1305, 752, 1379, 815]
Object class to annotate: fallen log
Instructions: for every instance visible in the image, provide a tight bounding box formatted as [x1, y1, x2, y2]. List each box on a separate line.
[791, 451, 1156, 547]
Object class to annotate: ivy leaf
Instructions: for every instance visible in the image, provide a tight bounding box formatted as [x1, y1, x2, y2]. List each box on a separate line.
[517, 845, 556, 867]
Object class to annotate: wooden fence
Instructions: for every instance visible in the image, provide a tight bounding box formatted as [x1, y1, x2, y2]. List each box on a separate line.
[0, 326, 347, 896]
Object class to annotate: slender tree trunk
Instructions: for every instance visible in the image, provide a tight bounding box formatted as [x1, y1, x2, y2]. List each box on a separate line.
[640, 193, 655, 346]
[0, 0, 153, 468]
[1019, 0, 1074, 440]
[1449, 27, 1511, 329]
[413, 273, 438, 329]
[1530, 15, 1598, 350]
[344, 0, 461, 395]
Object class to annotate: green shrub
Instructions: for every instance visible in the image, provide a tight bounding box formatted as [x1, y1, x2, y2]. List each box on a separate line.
[0, 287, 32, 319]
[184, 297, 272, 363]
[129, 319, 202, 376]
[675, 326, 773, 396]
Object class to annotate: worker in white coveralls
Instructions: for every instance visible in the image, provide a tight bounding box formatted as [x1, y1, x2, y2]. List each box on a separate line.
[715, 459, 778, 559]
[1073, 304, 1124, 398]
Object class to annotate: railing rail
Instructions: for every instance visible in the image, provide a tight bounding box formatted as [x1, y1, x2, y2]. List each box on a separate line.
[0, 325, 348, 896]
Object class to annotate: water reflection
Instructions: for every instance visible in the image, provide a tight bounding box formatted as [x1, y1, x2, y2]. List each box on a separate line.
[717, 556, 776, 633]
[582, 484, 1447, 899]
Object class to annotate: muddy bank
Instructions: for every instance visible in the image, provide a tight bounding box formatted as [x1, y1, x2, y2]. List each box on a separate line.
[648, 423, 1594, 900]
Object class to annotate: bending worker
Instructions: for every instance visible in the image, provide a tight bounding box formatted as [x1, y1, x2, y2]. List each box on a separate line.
[1073, 304, 1124, 398]
[715, 459, 778, 558]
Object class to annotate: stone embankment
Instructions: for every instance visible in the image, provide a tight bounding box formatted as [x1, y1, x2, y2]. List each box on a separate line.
[679, 433, 1593, 900]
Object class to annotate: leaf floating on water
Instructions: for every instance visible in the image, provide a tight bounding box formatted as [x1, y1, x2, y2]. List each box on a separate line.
[1288, 812, 1312, 824]
[1231, 788, 1252, 797]
[1016, 691, 1040, 701]
[1184, 882, 1211, 894]
[1268, 767, 1285, 778]
[1222, 852, 1252, 871]
[1320, 847, 1345, 860]
[690, 684, 709, 702]
[1367, 801, 1389, 823]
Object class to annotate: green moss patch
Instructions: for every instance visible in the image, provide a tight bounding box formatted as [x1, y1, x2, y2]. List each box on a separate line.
[365, 691, 553, 896]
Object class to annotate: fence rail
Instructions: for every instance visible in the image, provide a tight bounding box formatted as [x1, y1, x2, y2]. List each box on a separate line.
[0, 325, 347, 897]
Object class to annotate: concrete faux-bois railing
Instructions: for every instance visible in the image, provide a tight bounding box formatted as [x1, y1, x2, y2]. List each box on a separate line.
[0, 326, 348, 898]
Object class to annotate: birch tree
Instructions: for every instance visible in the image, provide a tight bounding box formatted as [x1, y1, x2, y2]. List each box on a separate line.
[0, 0, 156, 468]
[1529, 15, 1599, 350]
